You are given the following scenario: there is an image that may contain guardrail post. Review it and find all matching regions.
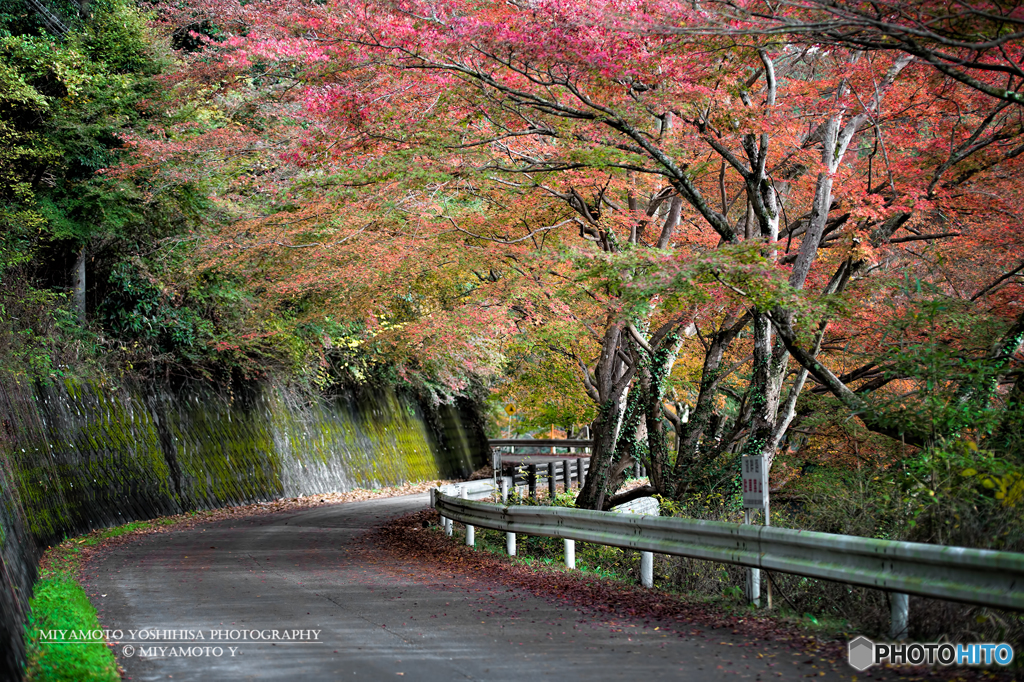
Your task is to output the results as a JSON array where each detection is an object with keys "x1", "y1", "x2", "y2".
[
  {"x1": 506, "y1": 531, "x2": 516, "y2": 556},
  {"x1": 745, "y1": 565, "x2": 761, "y2": 607},
  {"x1": 641, "y1": 551, "x2": 653, "y2": 588},
  {"x1": 433, "y1": 488, "x2": 451, "y2": 535},
  {"x1": 461, "y1": 488, "x2": 475, "y2": 547},
  {"x1": 548, "y1": 462, "x2": 557, "y2": 498},
  {"x1": 890, "y1": 593, "x2": 909, "y2": 640},
  {"x1": 743, "y1": 509, "x2": 761, "y2": 606},
  {"x1": 500, "y1": 476, "x2": 509, "y2": 503},
  {"x1": 562, "y1": 459, "x2": 571, "y2": 491},
  {"x1": 564, "y1": 539, "x2": 575, "y2": 569},
  {"x1": 528, "y1": 464, "x2": 538, "y2": 500}
]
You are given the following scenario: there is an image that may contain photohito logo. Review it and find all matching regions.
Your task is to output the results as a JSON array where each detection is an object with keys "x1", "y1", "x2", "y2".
[{"x1": 848, "y1": 637, "x2": 1015, "y2": 671}]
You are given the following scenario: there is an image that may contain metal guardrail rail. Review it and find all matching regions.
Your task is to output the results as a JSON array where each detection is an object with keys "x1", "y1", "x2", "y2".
[
  {"x1": 431, "y1": 491, "x2": 1024, "y2": 611},
  {"x1": 489, "y1": 438, "x2": 596, "y2": 499},
  {"x1": 488, "y1": 439, "x2": 593, "y2": 449},
  {"x1": 437, "y1": 479, "x2": 501, "y2": 500}
]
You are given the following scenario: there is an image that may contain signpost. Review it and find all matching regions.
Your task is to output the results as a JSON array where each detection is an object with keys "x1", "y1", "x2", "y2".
[
  {"x1": 741, "y1": 455, "x2": 769, "y2": 607},
  {"x1": 741, "y1": 455, "x2": 768, "y2": 510},
  {"x1": 504, "y1": 404, "x2": 516, "y2": 440}
]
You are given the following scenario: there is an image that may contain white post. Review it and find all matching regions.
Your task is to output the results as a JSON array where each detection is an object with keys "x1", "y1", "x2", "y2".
[
  {"x1": 890, "y1": 593, "x2": 909, "y2": 640},
  {"x1": 444, "y1": 516, "x2": 452, "y2": 536},
  {"x1": 741, "y1": 456, "x2": 767, "y2": 608},
  {"x1": 460, "y1": 488, "x2": 474, "y2": 547},
  {"x1": 746, "y1": 566, "x2": 761, "y2": 606},
  {"x1": 564, "y1": 539, "x2": 575, "y2": 569},
  {"x1": 506, "y1": 532, "x2": 516, "y2": 556},
  {"x1": 640, "y1": 551, "x2": 654, "y2": 588},
  {"x1": 744, "y1": 508, "x2": 761, "y2": 606},
  {"x1": 500, "y1": 476, "x2": 509, "y2": 503}
]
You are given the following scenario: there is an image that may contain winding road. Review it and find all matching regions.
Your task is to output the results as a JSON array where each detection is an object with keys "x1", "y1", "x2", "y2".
[{"x1": 86, "y1": 494, "x2": 860, "y2": 681}]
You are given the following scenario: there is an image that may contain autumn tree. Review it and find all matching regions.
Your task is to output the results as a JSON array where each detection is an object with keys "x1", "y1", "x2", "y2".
[{"x1": 143, "y1": 0, "x2": 1024, "y2": 508}]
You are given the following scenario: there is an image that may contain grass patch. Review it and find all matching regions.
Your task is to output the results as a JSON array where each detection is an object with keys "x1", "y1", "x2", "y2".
[
  {"x1": 23, "y1": 577, "x2": 119, "y2": 682},
  {"x1": 22, "y1": 518, "x2": 169, "y2": 681}
]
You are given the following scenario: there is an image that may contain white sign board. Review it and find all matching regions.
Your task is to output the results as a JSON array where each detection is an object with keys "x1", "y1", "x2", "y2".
[{"x1": 741, "y1": 455, "x2": 768, "y2": 509}]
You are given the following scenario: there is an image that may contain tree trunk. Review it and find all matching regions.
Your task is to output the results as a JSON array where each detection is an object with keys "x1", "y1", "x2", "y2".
[
  {"x1": 574, "y1": 322, "x2": 634, "y2": 510},
  {"x1": 575, "y1": 382, "x2": 630, "y2": 509},
  {"x1": 741, "y1": 312, "x2": 788, "y2": 465},
  {"x1": 669, "y1": 312, "x2": 748, "y2": 499}
]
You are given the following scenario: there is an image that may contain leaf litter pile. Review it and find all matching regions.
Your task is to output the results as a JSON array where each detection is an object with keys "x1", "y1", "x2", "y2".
[{"x1": 370, "y1": 509, "x2": 1015, "y2": 682}]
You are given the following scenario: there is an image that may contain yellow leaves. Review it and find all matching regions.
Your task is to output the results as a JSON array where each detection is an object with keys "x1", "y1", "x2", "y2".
[
  {"x1": 990, "y1": 472, "x2": 1024, "y2": 506},
  {"x1": 964, "y1": 468, "x2": 1024, "y2": 506}
]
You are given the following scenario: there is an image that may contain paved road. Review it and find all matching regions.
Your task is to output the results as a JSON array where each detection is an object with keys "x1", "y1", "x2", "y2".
[{"x1": 86, "y1": 494, "x2": 860, "y2": 681}]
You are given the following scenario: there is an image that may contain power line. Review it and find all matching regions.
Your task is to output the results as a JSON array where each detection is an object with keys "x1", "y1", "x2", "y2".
[{"x1": 24, "y1": 0, "x2": 69, "y2": 37}]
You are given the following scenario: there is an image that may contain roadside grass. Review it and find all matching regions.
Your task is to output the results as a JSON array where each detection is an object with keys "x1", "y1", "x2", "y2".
[
  {"x1": 23, "y1": 577, "x2": 120, "y2": 682},
  {"x1": 22, "y1": 518, "x2": 179, "y2": 680}
]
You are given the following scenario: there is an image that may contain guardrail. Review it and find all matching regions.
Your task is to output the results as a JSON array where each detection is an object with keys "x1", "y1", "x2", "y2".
[
  {"x1": 431, "y1": 491, "x2": 1024, "y2": 637},
  {"x1": 488, "y1": 439, "x2": 593, "y2": 449},
  {"x1": 489, "y1": 438, "x2": 606, "y2": 498},
  {"x1": 437, "y1": 479, "x2": 501, "y2": 500}
]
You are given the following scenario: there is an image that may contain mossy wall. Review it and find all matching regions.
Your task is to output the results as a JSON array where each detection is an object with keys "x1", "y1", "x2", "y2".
[{"x1": 0, "y1": 377, "x2": 485, "y2": 680}]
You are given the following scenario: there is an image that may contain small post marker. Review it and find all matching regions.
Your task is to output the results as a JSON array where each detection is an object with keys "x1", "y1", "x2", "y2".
[
  {"x1": 741, "y1": 455, "x2": 769, "y2": 606},
  {"x1": 461, "y1": 487, "x2": 474, "y2": 548},
  {"x1": 890, "y1": 593, "x2": 909, "y2": 640},
  {"x1": 641, "y1": 551, "x2": 654, "y2": 588}
]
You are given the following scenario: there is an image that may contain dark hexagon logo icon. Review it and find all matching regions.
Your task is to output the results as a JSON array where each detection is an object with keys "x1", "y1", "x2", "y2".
[{"x1": 848, "y1": 636, "x2": 875, "y2": 671}]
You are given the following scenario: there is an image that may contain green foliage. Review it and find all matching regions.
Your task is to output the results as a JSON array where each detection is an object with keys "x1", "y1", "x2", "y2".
[
  {"x1": 0, "y1": 0, "x2": 317, "y2": 383},
  {"x1": 0, "y1": 270, "x2": 93, "y2": 381},
  {"x1": 100, "y1": 260, "x2": 214, "y2": 358},
  {"x1": 853, "y1": 285, "x2": 1014, "y2": 441},
  {"x1": 295, "y1": 314, "x2": 407, "y2": 389},
  {"x1": 0, "y1": 2, "x2": 170, "y2": 379},
  {"x1": 23, "y1": 578, "x2": 119, "y2": 682},
  {"x1": 491, "y1": 331, "x2": 596, "y2": 432},
  {"x1": 899, "y1": 439, "x2": 1024, "y2": 549},
  {"x1": 80, "y1": 0, "x2": 155, "y2": 75}
]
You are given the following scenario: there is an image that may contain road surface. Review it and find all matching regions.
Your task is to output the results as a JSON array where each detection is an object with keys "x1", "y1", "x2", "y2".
[{"x1": 86, "y1": 494, "x2": 861, "y2": 681}]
